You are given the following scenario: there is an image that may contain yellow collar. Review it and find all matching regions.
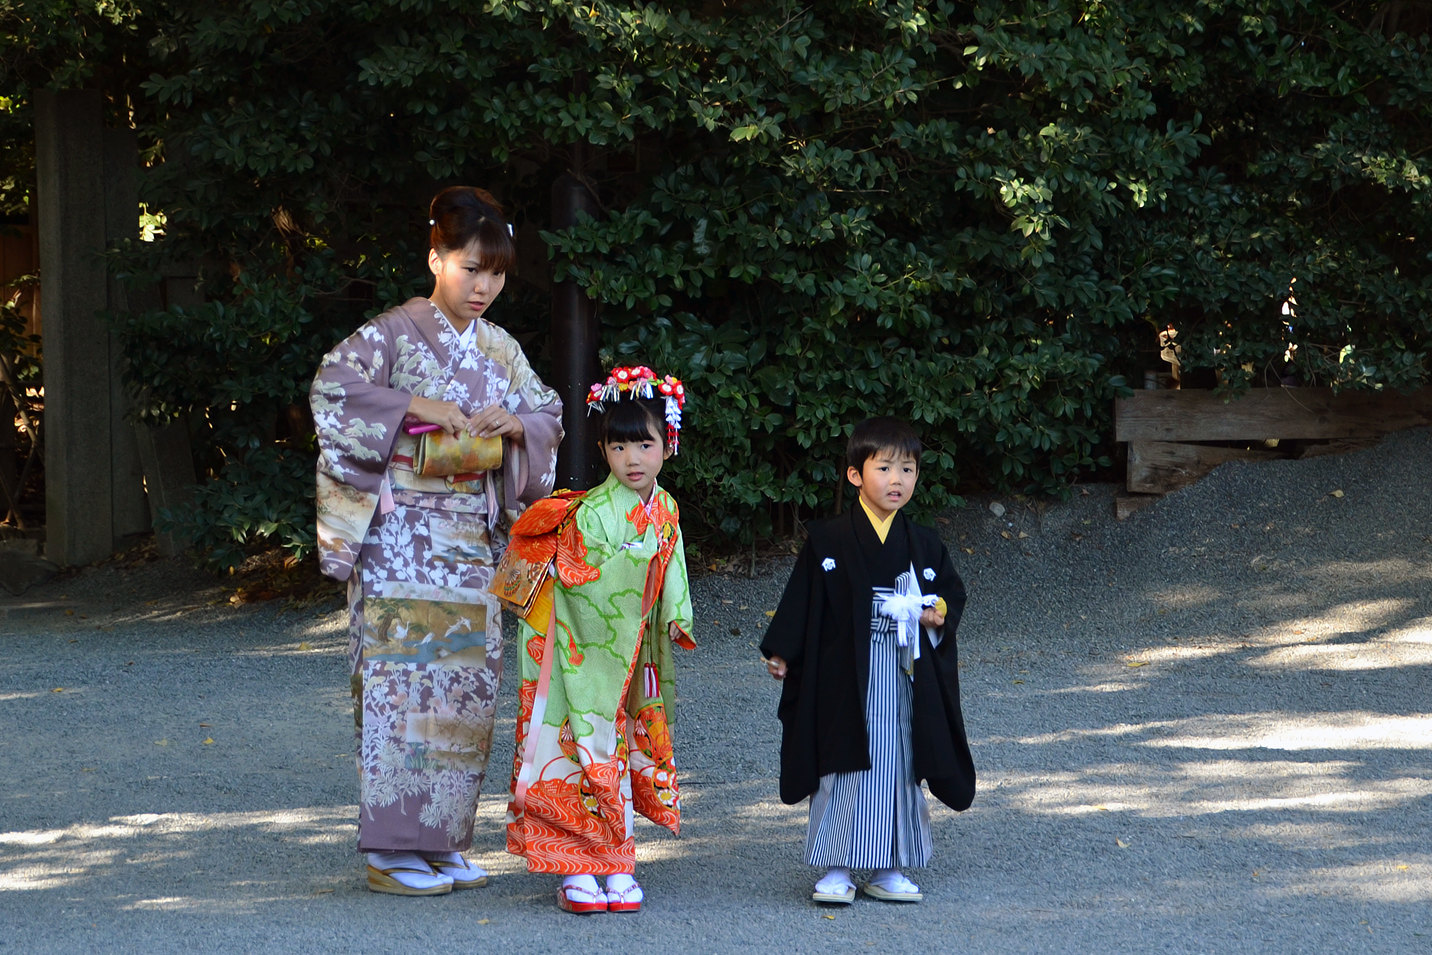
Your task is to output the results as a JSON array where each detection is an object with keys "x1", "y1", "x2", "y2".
[{"x1": 858, "y1": 497, "x2": 895, "y2": 544}]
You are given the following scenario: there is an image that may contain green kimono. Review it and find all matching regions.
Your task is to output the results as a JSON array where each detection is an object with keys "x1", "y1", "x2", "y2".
[{"x1": 505, "y1": 474, "x2": 694, "y2": 874}]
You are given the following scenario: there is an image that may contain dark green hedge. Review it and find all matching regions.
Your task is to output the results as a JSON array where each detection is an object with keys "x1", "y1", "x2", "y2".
[{"x1": 5, "y1": 1, "x2": 1430, "y2": 565}]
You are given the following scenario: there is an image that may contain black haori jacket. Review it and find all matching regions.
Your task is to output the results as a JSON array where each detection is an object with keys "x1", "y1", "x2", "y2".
[{"x1": 760, "y1": 508, "x2": 976, "y2": 811}]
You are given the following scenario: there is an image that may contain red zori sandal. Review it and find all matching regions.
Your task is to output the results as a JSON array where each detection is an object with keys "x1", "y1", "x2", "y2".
[
  {"x1": 556, "y1": 876, "x2": 608, "y2": 914},
  {"x1": 604, "y1": 874, "x2": 643, "y2": 913}
]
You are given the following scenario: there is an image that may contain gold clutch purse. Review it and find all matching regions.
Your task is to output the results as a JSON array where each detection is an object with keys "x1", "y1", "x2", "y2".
[
  {"x1": 409, "y1": 425, "x2": 503, "y2": 478},
  {"x1": 487, "y1": 545, "x2": 552, "y2": 619}
]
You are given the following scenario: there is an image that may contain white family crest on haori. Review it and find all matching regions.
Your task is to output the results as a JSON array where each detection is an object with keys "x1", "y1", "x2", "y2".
[
  {"x1": 821, "y1": 557, "x2": 837, "y2": 572},
  {"x1": 922, "y1": 567, "x2": 936, "y2": 581}
]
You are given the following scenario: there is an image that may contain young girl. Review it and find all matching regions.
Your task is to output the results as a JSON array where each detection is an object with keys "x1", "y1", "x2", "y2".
[
  {"x1": 505, "y1": 366, "x2": 694, "y2": 914},
  {"x1": 311, "y1": 186, "x2": 562, "y2": 895}
]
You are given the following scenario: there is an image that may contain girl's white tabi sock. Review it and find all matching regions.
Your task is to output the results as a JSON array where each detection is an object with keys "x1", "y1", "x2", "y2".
[
  {"x1": 605, "y1": 872, "x2": 641, "y2": 896},
  {"x1": 561, "y1": 873, "x2": 606, "y2": 901}
]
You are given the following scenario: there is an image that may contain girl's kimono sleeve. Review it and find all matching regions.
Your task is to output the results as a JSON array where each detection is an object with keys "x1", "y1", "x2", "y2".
[
  {"x1": 658, "y1": 526, "x2": 695, "y2": 650},
  {"x1": 640, "y1": 522, "x2": 695, "y2": 726},
  {"x1": 309, "y1": 321, "x2": 412, "y2": 581}
]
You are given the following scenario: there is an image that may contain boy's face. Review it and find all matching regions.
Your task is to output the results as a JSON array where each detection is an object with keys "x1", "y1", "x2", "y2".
[
  {"x1": 601, "y1": 434, "x2": 671, "y2": 502},
  {"x1": 847, "y1": 449, "x2": 919, "y2": 523}
]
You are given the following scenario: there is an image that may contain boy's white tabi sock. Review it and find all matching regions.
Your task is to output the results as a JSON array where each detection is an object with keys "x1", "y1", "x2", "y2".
[
  {"x1": 814, "y1": 867, "x2": 855, "y2": 892},
  {"x1": 870, "y1": 868, "x2": 921, "y2": 893}
]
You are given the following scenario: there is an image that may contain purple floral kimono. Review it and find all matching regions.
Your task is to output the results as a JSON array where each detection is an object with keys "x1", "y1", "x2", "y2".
[{"x1": 311, "y1": 297, "x2": 562, "y2": 853}]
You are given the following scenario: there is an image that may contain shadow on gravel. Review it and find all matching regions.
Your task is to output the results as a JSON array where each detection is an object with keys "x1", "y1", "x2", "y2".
[{"x1": 3, "y1": 429, "x2": 1431, "y2": 952}]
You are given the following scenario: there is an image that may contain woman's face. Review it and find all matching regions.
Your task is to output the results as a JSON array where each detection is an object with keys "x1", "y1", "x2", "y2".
[{"x1": 428, "y1": 240, "x2": 506, "y2": 328}]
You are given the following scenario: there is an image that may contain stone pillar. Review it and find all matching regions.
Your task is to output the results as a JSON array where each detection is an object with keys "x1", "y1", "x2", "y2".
[{"x1": 34, "y1": 89, "x2": 115, "y2": 566}]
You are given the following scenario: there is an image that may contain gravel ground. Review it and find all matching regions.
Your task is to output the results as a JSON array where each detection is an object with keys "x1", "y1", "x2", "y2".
[{"x1": 2, "y1": 428, "x2": 1430, "y2": 953}]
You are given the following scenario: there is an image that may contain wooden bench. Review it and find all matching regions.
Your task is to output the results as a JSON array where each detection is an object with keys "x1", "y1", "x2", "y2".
[{"x1": 1113, "y1": 387, "x2": 1432, "y2": 516}]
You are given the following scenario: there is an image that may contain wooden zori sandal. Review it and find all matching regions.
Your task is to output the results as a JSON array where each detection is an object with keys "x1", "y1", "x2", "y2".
[
  {"x1": 862, "y1": 870, "x2": 923, "y2": 903},
  {"x1": 812, "y1": 867, "x2": 856, "y2": 905},
  {"x1": 424, "y1": 852, "x2": 489, "y2": 889},
  {"x1": 365, "y1": 851, "x2": 453, "y2": 896}
]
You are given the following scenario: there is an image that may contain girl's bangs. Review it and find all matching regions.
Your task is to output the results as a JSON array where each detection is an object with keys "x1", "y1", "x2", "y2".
[{"x1": 599, "y1": 400, "x2": 665, "y2": 446}]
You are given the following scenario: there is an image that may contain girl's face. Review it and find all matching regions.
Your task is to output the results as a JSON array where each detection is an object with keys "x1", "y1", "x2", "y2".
[
  {"x1": 428, "y1": 240, "x2": 506, "y2": 329},
  {"x1": 601, "y1": 430, "x2": 670, "y2": 502}
]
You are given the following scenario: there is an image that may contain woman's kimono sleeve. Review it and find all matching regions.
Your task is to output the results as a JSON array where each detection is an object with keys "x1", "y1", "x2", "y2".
[
  {"x1": 485, "y1": 327, "x2": 562, "y2": 519},
  {"x1": 310, "y1": 321, "x2": 411, "y2": 581}
]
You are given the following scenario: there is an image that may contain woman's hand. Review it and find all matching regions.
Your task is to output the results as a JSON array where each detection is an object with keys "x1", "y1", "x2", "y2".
[
  {"x1": 471, "y1": 403, "x2": 525, "y2": 444},
  {"x1": 764, "y1": 655, "x2": 788, "y2": 681},
  {"x1": 407, "y1": 395, "x2": 471, "y2": 437}
]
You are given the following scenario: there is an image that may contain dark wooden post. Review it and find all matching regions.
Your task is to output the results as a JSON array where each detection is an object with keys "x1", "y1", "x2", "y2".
[
  {"x1": 551, "y1": 173, "x2": 601, "y2": 490},
  {"x1": 103, "y1": 127, "x2": 151, "y2": 542},
  {"x1": 34, "y1": 90, "x2": 114, "y2": 566}
]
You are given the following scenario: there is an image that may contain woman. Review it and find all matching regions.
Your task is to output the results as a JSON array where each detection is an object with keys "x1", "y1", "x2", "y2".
[{"x1": 311, "y1": 186, "x2": 562, "y2": 895}]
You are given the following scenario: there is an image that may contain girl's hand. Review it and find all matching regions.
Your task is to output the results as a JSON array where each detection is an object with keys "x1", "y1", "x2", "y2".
[
  {"x1": 407, "y1": 396, "x2": 471, "y2": 437},
  {"x1": 919, "y1": 606, "x2": 945, "y2": 628},
  {"x1": 764, "y1": 655, "x2": 788, "y2": 681},
  {"x1": 471, "y1": 403, "x2": 525, "y2": 444}
]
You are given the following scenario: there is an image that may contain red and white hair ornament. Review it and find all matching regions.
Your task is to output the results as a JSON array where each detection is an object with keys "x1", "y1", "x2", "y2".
[{"x1": 586, "y1": 365, "x2": 687, "y2": 454}]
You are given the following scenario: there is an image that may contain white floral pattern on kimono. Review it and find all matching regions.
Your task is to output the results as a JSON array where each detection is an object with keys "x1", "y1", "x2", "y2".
[{"x1": 311, "y1": 297, "x2": 562, "y2": 851}]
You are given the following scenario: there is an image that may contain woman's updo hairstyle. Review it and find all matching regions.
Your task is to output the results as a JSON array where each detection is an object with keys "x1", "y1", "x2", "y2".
[{"x1": 428, "y1": 186, "x2": 516, "y2": 273}]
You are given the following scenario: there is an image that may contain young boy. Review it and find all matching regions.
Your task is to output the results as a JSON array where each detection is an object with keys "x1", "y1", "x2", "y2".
[{"x1": 761, "y1": 416, "x2": 975, "y2": 905}]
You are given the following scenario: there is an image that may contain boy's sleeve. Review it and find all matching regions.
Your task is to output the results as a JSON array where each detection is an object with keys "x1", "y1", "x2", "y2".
[
  {"x1": 926, "y1": 541, "x2": 967, "y2": 649},
  {"x1": 761, "y1": 534, "x2": 831, "y2": 805},
  {"x1": 760, "y1": 537, "x2": 818, "y2": 666}
]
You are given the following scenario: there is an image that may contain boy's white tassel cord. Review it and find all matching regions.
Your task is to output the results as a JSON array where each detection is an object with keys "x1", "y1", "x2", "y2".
[{"x1": 877, "y1": 592, "x2": 938, "y2": 653}]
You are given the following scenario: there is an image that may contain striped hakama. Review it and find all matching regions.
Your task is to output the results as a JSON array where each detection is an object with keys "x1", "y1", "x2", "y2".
[{"x1": 804, "y1": 585, "x2": 933, "y2": 869}]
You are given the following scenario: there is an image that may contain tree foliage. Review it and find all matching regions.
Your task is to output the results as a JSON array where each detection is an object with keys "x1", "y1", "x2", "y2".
[{"x1": 4, "y1": 1, "x2": 1431, "y2": 563}]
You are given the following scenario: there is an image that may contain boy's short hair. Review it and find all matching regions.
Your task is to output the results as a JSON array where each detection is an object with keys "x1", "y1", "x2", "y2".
[
  {"x1": 595, "y1": 398, "x2": 667, "y2": 448},
  {"x1": 847, "y1": 416, "x2": 923, "y2": 471}
]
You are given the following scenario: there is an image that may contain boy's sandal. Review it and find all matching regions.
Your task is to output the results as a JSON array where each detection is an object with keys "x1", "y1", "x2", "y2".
[
  {"x1": 811, "y1": 871, "x2": 856, "y2": 905},
  {"x1": 366, "y1": 852, "x2": 453, "y2": 896},
  {"x1": 424, "y1": 852, "x2": 489, "y2": 889},
  {"x1": 556, "y1": 881, "x2": 608, "y2": 915},
  {"x1": 604, "y1": 876, "x2": 643, "y2": 913},
  {"x1": 861, "y1": 872, "x2": 923, "y2": 903}
]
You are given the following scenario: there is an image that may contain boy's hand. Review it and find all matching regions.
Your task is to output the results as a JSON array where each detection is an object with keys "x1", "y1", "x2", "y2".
[
  {"x1": 763, "y1": 655, "x2": 787, "y2": 681},
  {"x1": 919, "y1": 606, "x2": 945, "y2": 628}
]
